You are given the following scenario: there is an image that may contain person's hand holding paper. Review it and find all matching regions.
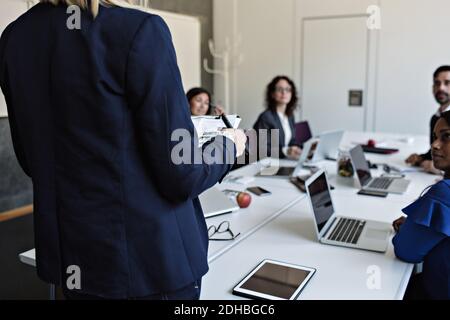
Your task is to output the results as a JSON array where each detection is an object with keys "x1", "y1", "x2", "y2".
[
  {"x1": 191, "y1": 114, "x2": 242, "y2": 147},
  {"x1": 221, "y1": 128, "x2": 247, "y2": 157}
]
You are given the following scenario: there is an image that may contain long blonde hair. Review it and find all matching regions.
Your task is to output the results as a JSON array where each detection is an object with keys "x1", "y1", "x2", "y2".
[{"x1": 39, "y1": 0, "x2": 139, "y2": 18}]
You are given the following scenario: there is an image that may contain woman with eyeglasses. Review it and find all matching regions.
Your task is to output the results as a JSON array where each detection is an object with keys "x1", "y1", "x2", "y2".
[
  {"x1": 392, "y1": 110, "x2": 450, "y2": 300},
  {"x1": 253, "y1": 76, "x2": 302, "y2": 160}
]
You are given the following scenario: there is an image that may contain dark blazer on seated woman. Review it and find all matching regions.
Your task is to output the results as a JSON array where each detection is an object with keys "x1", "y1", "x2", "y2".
[
  {"x1": 0, "y1": 2, "x2": 236, "y2": 299},
  {"x1": 393, "y1": 179, "x2": 450, "y2": 299},
  {"x1": 253, "y1": 109, "x2": 297, "y2": 159}
]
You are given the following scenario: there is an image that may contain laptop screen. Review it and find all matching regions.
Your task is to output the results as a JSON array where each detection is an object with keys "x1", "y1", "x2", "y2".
[
  {"x1": 317, "y1": 130, "x2": 344, "y2": 160},
  {"x1": 307, "y1": 172, "x2": 334, "y2": 233},
  {"x1": 350, "y1": 145, "x2": 372, "y2": 186}
]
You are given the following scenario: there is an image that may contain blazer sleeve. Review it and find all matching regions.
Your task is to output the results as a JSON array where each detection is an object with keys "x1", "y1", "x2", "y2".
[
  {"x1": 0, "y1": 24, "x2": 31, "y2": 177},
  {"x1": 126, "y1": 15, "x2": 236, "y2": 203},
  {"x1": 393, "y1": 183, "x2": 450, "y2": 263},
  {"x1": 392, "y1": 218, "x2": 446, "y2": 263}
]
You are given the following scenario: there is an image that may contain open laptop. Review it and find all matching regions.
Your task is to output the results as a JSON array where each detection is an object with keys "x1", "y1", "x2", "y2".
[
  {"x1": 349, "y1": 145, "x2": 410, "y2": 194},
  {"x1": 257, "y1": 130, "x2": 343, "y2": 178},
  {"x1": 312, "y1": 130, "x2": 344, "y2": 162},
  {"x1": 305, "y1": 169, "x2": 391, "y2": 252},
  {"x1": 199, "y1": 187, "x2": 240, "y2": 218},
  {"x1": 257, "y1": 138, "x2": 319, "y2": 177}
]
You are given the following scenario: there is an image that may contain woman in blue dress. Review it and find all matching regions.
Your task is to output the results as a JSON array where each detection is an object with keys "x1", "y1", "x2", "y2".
[{"x1": 392, "y1": 110, "x2": 450, "y2": 300}]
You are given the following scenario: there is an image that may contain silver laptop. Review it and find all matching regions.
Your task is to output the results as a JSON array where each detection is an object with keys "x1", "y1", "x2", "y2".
[
  {"x1": 312, "y1": 130, "x2": 344, "y2": 162},
  {"x1": 290, "y1": 138, "x2": 320, "y2": 175},
  {"x1": 257, "y1": 131, "x2": 343, "y2": 178},
  {"x1": 349, "y1": 145, "x2": 410, "y2": 194},
  {"x1": 257, "y1": 138, "x2": 328, "y2": 178},
  {"x1": 305, "y1": 169, "x2": 391, "y2": 252},
  {"x1": 256, "y1": 138, "x2": 319, "y2": 178},
  {"x1": 292, "y1": 131, "x2": 341, "y2": 172},
  {"x1": 199, "y1": 187, "x2": 240, "y2": 218}
]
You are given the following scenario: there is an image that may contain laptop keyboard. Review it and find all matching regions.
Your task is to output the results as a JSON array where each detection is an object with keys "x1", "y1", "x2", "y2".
[
  {"x1": 327, "y1": 218, "x2": 366, "y2": 244},
  {"x1": 368, "y1": 177, "x2": 394, "y2": 190}
]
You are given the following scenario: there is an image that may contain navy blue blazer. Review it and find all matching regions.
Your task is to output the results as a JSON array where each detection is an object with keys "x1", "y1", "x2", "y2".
[
  {"x1": 0, "y1": 3, "x2": 235, "y2": 298},
  {"x1": 253, "y1": 109, "x2": 297, "y2": 159}
]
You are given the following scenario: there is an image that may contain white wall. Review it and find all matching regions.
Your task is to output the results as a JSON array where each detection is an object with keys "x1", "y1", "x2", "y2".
[
  {"x1": 0, "y1": 0, "x2": 30, "y2": 117},
  {"x1": 213, "y1": 0, "x2": 450, "y2": 135},
  {"x1": 213, "y1": 0, "x2": 296, "y2": 129},
  {"x1": 375, "y1": 0, "x2": 450, "y2": 134}
]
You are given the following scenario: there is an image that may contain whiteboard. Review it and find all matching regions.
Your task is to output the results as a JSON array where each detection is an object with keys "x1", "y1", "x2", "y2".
[{"x1": 0, "y1": 4, "x2": 202, "y2": 117}]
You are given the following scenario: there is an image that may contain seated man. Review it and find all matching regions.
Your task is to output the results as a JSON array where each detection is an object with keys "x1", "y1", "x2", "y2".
[{"x1": 406, "y1": 66, "x2": 450, "y2": 175}]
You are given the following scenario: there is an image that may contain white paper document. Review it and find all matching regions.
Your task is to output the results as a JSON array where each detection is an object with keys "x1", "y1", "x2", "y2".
[{"x1": 191, "y1": 115, "x2": 241, "y2": 146}]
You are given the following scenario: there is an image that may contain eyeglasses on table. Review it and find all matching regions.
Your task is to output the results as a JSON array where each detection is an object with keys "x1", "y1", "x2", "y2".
[{"x1": 208, "y1": 221, "x2": 241, "y2": 241}]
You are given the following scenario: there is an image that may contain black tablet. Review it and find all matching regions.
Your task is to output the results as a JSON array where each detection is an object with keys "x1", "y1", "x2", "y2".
[{"x1": 232, "y1": 260, "x2": 316, "y2": 300}]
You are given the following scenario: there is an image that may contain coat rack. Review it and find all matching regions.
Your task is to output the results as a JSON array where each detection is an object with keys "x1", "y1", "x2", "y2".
[
  {"x1": 138, "y1": 0, "x2": 150, "y2": 7},
  {"x1": 203, "y1": 37, "x2": 243, "y2": 114}
]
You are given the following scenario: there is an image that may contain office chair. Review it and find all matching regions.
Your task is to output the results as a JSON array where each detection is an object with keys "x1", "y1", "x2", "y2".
[{"x1": 295, "y1": 121, "x2": 313, "y2": 145}]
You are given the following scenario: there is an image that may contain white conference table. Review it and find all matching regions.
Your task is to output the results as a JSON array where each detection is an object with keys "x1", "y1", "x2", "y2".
[
  {"x1": 19, "y1": 131, "x2": 437, "y2": 299},
  {"x1": 201, "y1": 193, "x2": 414, "y2": 300},
  {"x1": 200, "y1": 131, "x2": 438, "y2": 300}
]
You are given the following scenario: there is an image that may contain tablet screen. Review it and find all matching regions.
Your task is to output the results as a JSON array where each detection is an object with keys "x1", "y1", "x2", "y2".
[{"x1": 233, "y1": 260, "x2": 316, "y2": 300}]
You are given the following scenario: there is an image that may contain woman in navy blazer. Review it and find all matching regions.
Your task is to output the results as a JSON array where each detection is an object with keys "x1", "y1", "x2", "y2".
[
  {"x1": 0, "y1": 1, "x2": 245, "y2": 299},
  {"x1": 253, "y1": 76, "x2": 301, "y2": 159},
  {"x1": 392, "y1": 111, "x2": 450, "y2": 300}
]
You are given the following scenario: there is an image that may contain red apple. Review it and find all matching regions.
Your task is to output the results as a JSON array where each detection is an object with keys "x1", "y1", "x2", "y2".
[
  {"x1": 367, "y1": 139, "x2": 376, "y2": 147},
  {"x1": 236, "y1": 192, "x2": 252, "y2": 208}
]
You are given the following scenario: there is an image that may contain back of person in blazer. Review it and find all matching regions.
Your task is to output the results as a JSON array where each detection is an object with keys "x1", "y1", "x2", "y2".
[
  {"x1": 253, "y1": 76, "x2": 302, "y2": 160},
  {"x1": 0, "y1": 0, "x2": 246, "y2": 299}
]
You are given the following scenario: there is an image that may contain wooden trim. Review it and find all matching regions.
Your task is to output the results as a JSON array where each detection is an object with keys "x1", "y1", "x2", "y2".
[{"x1": 0, "y1": 205, "x2": 33, "y2": 223}]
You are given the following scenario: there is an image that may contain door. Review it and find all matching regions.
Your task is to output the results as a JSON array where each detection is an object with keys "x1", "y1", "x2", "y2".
[{"x1": 301, "y1": 16, "x2": 369, "y2": 134}]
